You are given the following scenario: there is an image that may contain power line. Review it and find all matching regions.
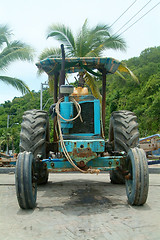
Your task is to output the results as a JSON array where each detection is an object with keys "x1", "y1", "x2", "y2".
[
  {"x1": 110, "y1": 0, "x2": 138, "y2": 28},
  {"x1": 113, "y1": 0, "x2": 152, "y2": 36},
  {"x1": 118, "y1": 1, "x2": 160, "y2": 36}
]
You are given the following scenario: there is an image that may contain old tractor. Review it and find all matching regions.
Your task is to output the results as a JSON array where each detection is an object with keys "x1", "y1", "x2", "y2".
[{"x1": 15, "y1": 45, "x2": 149, "y2": 209}]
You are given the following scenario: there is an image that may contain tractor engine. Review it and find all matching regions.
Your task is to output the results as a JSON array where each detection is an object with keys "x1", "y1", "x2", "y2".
[{"x1": 58, "y1": 85, "x2": 105, "y2": 168}]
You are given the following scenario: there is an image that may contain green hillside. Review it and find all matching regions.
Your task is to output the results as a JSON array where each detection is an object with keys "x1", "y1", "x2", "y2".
[
  {"x1": 0, "y1": 46, "x2": 160, "y2": 153},
  {"x1": 104, "y1": 46, "x2": 160, "y2": 136}
]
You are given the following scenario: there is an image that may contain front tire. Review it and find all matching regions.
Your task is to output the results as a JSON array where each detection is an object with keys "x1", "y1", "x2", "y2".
[
  {"x1": 15, "y1": 152, "x2": 37, "y2": 209},
  {"x1": 109, "y1": 110, "x2": 139, "y2": 184},
  {"x1": 125, "y1": 147, "x2": 149, "y2": 206}
]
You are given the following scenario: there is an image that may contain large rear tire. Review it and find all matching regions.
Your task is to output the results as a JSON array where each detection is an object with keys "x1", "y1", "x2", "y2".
[
  {"x1": 15, "y1": 152, "x2": 37, "y2": 209},
  {"x1": 109, "y1": 110, "x2": 139, "y2": 184},
  {"x1": 125, "y1": 147, "x2": 149, "y2": 205},
  {"x1": 20, "y1": 109, "x2": 49, "y2": 184}
]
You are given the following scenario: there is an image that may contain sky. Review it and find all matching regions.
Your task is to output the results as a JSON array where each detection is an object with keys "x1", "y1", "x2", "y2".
[{"x1": 0, "y1": 0, "x2": 160, "y2": 104}]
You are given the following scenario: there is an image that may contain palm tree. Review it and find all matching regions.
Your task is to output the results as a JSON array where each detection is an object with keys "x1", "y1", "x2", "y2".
[
  {"x1": 46, "y1": 19, "x2": 126, "y2": 57},
  {"x1": 0, "y1": 25, "x2": 34, "y2": 94},
  {"x1": 0, "y1": 135, "x2": 5, "y2": 152},
  {"x1": 38, "y1": 20, "x2": 137, "y2": 101},
  {"x1": 38, "y1": 20, "x2": 127, "y2": 96}
]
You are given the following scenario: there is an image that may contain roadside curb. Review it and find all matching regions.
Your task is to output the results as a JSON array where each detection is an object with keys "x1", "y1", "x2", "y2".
[
  {"x1": 0, "y1": 168, "x2": 15, "y2": 174},
  {"x1": 0, "y1": 167, "x2": 160, "y2": 174},
  {"x1": 149, "y1": 168, "x2": 160, "y2": 174}
]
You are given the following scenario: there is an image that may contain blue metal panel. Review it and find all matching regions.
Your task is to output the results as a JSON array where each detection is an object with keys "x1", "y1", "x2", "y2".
[
  {"x1": 42, "y1": 155, "x2": 122, "y2": 172},
  {"x1": 87, "y1": 156, "x2": 121, "y2": 168},
  {"x1": 67, "y1": 133, "x2": 95, "y2": 137},
  {"x1": 44, "y1": 158, "x2": 73, "y2": 169},
  {"x1": 59, "y1": 139, "x2": 105, "y2": 153},
  {"x1": 94, "y1": 99, "x2": 101, "y2": 135},
  {"x1": 148, "y1": 160, "x2": 160, "y2": 165},
  {"x1": 60, "y1": 99, "x2": 73, "y2": 131}
]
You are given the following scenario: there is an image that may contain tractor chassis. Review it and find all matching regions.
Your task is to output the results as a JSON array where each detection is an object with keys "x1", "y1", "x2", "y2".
[{"x1": 40, "y1": 153, "x2": 125, "y2": 173}]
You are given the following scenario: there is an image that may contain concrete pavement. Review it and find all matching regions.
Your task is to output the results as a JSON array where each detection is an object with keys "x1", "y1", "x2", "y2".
[{"x1": 0, "y1": 172, "x2": 160, "y2": 240}]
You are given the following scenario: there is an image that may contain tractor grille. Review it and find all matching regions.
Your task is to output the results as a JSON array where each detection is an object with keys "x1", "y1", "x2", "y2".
[{"x1": 69, "y1": 102, "x2": 94, "y2": 134}]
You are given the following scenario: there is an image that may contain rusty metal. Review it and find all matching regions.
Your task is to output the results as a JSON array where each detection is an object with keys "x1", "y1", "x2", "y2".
[
  {"x1": 43, "y1": 162, "x2": 47, "y2": 167},
  {"x1": 48, "y1": 168, "x2": 77, "y2": 173},
  {"x1": 140, "y1": 135, "x2": 160, "y2": 153},
  {"x1": 77, "y1": 160, "x2": 85, "y2": 168},
  {"x1": 51, "y1": 163, "x2": 54, "y2": 168},
  {"x1": 0, "y1": 152, "x2": 11, "y2": 159},
  {"x1": 125, "y1": 173, "x2": 132, "y2": 180},
  {"x1": 72, "y1": 147, "x2": 97, "y2": 163},
  {"x1": 0, "y1": 158, "x2": 16, "y2": 167}
]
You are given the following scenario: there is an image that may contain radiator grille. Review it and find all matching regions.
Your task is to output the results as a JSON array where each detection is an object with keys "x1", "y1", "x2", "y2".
[{"x1": 69, "y1": 102, "x2": 94, "y2": 134}]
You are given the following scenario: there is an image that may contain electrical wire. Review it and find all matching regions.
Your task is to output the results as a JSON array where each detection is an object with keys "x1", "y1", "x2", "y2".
[
  {"x1": 113, "y1": 0, "x2": 152, "y2": 36},
  {"x1": 110, "y1": 0, "x2": 138, "y2": 28},
  {"x1": 118, "y1": 1, "x2": 160, "y2": 36}
]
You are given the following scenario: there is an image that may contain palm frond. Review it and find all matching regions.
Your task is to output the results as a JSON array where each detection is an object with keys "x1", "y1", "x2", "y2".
[
  {"x1": 76, "y1": 19, "x2": 90, "y2": 56},
  {"x1": 85, "y1": 43, "x2": 105, "y2": 57},
  {"x1": 47, "y1": 24, "x2": 75, "y2": 56},
  {"x1": 75, "y1": 21, "x2": 126, "y2": 57},
  {"x1": 103, "y1": 35, "x2": 126, "y2": 51},
  {"x1": 0, "y1": 35, "x2": 9, "y2": 48},
  {"x1": 39, "y1": 47, "x2": 62, "y2": 61},
  {"x1": 115, "y1": 70, "x2": 126, "y2": 80},
  {"x1": 37, "y1": 47, "x2": 62, "y2": 75},
  {"x1": 0, "y1": 41, "x2": 34, "y2": 71},
  {"x1": 90, "y1": 24, "x2": 110, "y2": 36},
  {"x1": 84, "y1": 72, "x2": 102, "y2": 103},
  {"x1": 0, "y1": 75, "x2": 32, "y2": 95},
  {"x1": 0, "y1": 25, "x2": 12, "y2": 47},
  {"x1": 88, "y1": 24, "x2": 111, "y2": 49},
  {"x1": 117, "y1": 62, "x2": 139, "y2": 82}
]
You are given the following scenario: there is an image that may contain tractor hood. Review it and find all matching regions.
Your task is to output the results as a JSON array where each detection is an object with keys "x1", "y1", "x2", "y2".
[{"x1": 36, "y1": 57, "x2": 121, "y2": 76}]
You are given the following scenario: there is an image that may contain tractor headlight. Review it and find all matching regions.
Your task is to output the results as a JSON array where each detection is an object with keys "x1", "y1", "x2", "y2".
[{"x1": 60, "y1": 85, "x2": 74, "y2": 95}]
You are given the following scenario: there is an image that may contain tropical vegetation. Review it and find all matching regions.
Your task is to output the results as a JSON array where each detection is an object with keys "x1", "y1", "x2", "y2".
[{"x1": 0, "y1": 24, "x2": 34, "y2": 94}]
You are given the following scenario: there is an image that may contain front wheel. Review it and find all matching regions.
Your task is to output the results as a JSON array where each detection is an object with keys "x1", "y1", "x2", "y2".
[
  {"x1": 15, "y1": 152, "x2": 37, "y2": 209},
  {"x1": 125, "y1": 147, "x2": 149, "y2": 206}
]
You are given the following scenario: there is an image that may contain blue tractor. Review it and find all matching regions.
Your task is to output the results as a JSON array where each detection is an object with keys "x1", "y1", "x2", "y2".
[{"x1": 15, "y1": 45, "x2": 149, "y2": 209}]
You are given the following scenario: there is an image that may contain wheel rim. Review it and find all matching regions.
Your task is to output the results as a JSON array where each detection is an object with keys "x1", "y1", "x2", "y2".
[{"x1": 126, "y1": 156, "x2": 133, "y2": 195}]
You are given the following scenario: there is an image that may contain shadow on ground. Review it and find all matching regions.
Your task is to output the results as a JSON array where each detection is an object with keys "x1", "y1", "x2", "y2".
[{"x1": 37, "y1": 179, "x2": 129, "y2": 215}]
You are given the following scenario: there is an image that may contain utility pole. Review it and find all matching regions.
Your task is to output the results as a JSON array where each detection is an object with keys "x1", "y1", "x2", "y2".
[
  {"x1": 40, "y1": 82, "x2": 49, "y2": 110},
  {"x1": 6, "y1": 115, "x2": 10, "y2": 154}
]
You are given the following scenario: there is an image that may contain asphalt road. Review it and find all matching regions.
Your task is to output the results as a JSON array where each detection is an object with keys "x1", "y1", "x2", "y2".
[{"x1": 0, "y1": 172, "x2": 160, "y2": 240}]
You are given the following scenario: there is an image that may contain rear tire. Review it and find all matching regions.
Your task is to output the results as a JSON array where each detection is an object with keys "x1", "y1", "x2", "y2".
[
  {"x1": 125, "y1": 147, "x2": 149, "y2": 205},
  {"x1": 20, "y1": 109, "x2": 49, "y2": 184},
  {"x1": 15, "y1": 152, "x2": 37, "y2": 209},
  {"x1": 109, "y1": 110, "x2": 139, "y2": 184}
]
